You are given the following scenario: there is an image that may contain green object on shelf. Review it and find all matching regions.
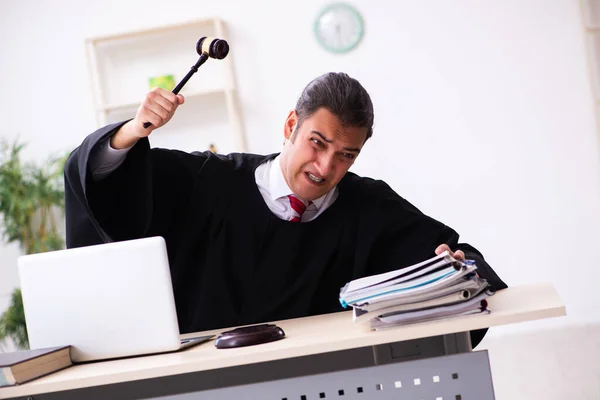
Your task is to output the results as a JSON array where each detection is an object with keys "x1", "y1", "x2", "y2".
[{"x1": 149, "y1": 75, "x2": 176, "y2": 91}]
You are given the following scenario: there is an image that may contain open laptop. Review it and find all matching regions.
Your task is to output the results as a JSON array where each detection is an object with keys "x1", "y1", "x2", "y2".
[{"x1": 18, "y1": 236, "x2": 213, "y2": 362}]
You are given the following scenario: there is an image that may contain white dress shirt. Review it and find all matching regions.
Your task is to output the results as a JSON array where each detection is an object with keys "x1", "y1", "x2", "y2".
[
  {"x1": 89, "y1": 138, "x2": 339, "y2": 222},
  {"x1": 89, "y1": 137, "x2": 131, "y2": 181},
  {"x1": 254, "y1": 155, "x2": 338, "y2": 222}
]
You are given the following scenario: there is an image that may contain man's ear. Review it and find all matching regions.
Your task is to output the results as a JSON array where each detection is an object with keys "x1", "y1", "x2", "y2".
[{"x1": 284, "y1": 110, "x2": 298, "y2": 140}]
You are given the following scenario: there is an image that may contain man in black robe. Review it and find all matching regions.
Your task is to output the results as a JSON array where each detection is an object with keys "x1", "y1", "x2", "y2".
[{"x1": 64, "y1": 72, "x2": 507, "y2": 347}]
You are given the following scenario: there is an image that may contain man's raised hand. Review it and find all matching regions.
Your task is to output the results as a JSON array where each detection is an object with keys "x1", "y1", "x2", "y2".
[{"x1": 111, "y1": 88, "x2": 185, "y2": 150}]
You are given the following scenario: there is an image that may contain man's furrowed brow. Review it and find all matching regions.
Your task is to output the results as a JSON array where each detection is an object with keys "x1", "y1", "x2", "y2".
[
  {"x1": 312, "y1": 130, "x2": 361, "y2": 153},
  {"x1": 343, "y1": 146, "x2": 361, "y2": 153},
  {"x1": 311, "y1": 131, "x2": 333, "y2": 143}
]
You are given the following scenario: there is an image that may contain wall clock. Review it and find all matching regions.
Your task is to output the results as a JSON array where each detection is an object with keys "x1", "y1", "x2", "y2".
[{"x1": 314, "y1": 3, "x2": 365, "y2": 53}]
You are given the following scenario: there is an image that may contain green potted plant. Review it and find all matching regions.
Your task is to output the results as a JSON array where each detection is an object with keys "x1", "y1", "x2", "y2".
[{"x1": 0, "y1": 139, "x2": 67, "y2": 349}]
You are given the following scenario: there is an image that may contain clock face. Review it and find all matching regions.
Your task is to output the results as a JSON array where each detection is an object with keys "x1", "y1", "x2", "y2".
[{"x1": 314, "y1": 3, "x2": 364, "y2": 53}]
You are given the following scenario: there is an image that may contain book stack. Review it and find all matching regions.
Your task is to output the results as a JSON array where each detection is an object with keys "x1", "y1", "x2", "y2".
[{"x1": 339, "y1": 251, "x2": 493, "y2": 330}]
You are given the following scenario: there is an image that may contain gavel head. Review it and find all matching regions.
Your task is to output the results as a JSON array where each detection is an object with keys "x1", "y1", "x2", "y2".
[{"x1": 196, "y1": 37, "x2": 229, "y2": 60}]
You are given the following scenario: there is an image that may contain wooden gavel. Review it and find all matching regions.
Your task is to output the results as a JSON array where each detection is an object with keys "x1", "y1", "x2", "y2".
[{"x1": 143, "y1": 37, "x2": 229, "y2": 129}]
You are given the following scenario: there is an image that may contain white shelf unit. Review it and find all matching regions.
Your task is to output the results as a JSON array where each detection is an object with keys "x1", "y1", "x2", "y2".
[
  {"x1": 582, "y1": 1, "x2": 600, "y2": 113},
  {"x1": 85, "y1": 18, "x2": 247, "y2": 154}
]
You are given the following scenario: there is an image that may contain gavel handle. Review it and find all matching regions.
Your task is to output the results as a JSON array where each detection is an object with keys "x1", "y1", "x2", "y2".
[{"x1": 143, "y1": 53, "x2": 209, "y2": 129}]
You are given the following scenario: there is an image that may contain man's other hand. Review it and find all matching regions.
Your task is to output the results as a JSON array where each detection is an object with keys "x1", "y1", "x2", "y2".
[
  {"x1": 435, "y1": 244, "x2": 465, "y2": 261},
  {"x1": 435, "y1": 244, "x2": 480, "y2": 277}
]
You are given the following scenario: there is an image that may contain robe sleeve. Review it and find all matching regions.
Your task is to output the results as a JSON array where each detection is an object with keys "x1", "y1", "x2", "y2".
[
  {"x1": 64, "y1": 120, "x2": 207, "y2": 248},
  {"x1": 358, "y1": 179, "x2": 507, "y2": 348}
]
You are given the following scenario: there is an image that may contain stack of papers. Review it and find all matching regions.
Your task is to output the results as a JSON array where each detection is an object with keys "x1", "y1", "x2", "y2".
[{"x1": 339, "y1": 251, "x2": 493, "y2": 330}]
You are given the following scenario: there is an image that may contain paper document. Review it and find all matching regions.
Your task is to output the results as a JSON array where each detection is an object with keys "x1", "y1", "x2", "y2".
[
  {"x1": 338, "y1": 251, "x2": 496, "y2": 331},
  {"x1": 369, "y1": 291, "x2": 492, "y2": 329},
  {"x1": 343, "y1": 251, "x2": 453, "y2": 294},
  {"x1": 357, "y1": 277, "x2": 488, "y2": 312}
]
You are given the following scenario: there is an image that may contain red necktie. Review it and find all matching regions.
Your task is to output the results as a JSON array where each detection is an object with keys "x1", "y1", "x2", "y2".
[{"x1": 288, "y1": 195, "x2": 310, "y2": 222}]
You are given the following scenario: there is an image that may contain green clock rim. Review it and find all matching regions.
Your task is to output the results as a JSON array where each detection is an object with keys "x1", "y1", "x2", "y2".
[{"x1": 313, "y1": 2, "x2": 365, "y2": 54}]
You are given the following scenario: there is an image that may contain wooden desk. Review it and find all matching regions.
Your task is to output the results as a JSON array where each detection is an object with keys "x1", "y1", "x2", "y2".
[{"x1": 0, "y1": 283, "x2": 565, "y2": 400}]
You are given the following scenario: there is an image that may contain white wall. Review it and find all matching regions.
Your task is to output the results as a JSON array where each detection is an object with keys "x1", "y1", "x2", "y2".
[{"x1": 1, "y1": 0, "x2": 599, "y2": 398}]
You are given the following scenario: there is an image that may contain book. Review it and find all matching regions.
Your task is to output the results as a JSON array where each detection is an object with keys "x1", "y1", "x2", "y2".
[{"x1": 0, "y1": 346, "x2": 72, "y2": 387}]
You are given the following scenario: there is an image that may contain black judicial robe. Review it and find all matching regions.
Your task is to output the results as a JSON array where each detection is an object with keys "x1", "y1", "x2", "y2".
[{"x1": 65, "y1": 121, "x2": 507, "y2": 348}]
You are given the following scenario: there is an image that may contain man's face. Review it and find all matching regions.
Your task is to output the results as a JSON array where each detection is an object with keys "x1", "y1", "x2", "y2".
[{"x1": 279, "y1": 108, "x2": 368, "y2": 201}]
